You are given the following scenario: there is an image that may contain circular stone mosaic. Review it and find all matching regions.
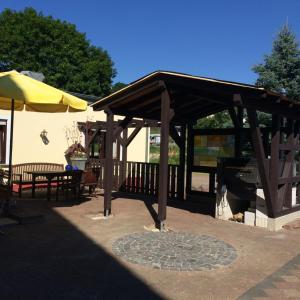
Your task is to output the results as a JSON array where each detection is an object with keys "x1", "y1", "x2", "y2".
[{"x1": 112, "y1": 232, "x2": 237, "y2": 271}]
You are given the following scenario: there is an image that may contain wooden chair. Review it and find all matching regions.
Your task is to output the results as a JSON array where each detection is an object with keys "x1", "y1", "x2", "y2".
[{"x1": 81, "y1": 168, "x2": 98, "y2": 196}]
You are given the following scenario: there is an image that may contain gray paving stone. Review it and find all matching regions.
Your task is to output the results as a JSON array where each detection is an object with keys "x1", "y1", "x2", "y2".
[{"x1": 112, "y1": 232, "x2": 237, "y2": 271}]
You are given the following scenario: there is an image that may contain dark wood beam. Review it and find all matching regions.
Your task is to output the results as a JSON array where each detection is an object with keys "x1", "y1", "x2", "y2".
[
  {"x1": 120, "y1": 128, "x2": 128, "y2": 191},
  {"x1": 127, "y1": 94, "x2": 162, "y2": 111},
  {"x1": 103, "y1": 111, "x2": 114, "y2": 216},
  {"x1": 228, "y1": 107, "x2": 241, "y2": 128},
  {"x1": 178, "y1": 123, "x2": 186, "y2": 201},
  {"x1": 113, "y1": 116, "x2": 132, "y2": 140},
  {"x1": 158, "y1": 88, "x2": 171, "y2": 231},
  {"x1": 185, "y1": 122, "x2": 193, "y2": 195},
  {"x1": 247, "y1": 108, "x2": 275, "y2": 217},
  {"x1": 169, "y1": 124, "x2": 181, "y2": 147},
  {"x1": 125, "y1": 122, "x2": 144, "y2": 147},
  {"x1": 94, "y1": 80, "x2": 164, "y2": 110}
]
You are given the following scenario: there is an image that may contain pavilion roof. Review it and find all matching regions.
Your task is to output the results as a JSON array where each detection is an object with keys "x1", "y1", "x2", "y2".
[{"x1": 92, "y1": 71, "x2": 300, "y2": 122}]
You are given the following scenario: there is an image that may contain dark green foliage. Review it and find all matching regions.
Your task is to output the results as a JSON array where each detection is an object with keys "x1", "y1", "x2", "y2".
[
  {"x1": 111, "y1": 82, "x2": 127, "y2": 93},
  {"x1": 253, "y1": 25, "x2": 300, "y2": 101},
  {"x1": 0, "y1": 8, "x2": 116, "y2": 96},
  {"x1": 195, "y1": 111, "x2": 233, "y2": 129}
]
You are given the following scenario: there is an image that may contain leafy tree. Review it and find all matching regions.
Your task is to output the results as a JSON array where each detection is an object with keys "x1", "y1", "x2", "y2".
[
  {"x1": 111, "y1": 82, "x2": 127, "y2": 93},
  {"x1": 0, "y1": 8, "x2": 116, "y2": 96},
  {"x1": 253, "y1": 24, "x2": 300, "y2": 100},
  {"x1": 195, "y1": 111, "x2": 233, "y2": 129}
]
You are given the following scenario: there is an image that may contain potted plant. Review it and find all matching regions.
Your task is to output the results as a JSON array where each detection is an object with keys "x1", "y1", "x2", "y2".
[{"x1": 65, "y1": 143, "x2": 88, "y2": 170}]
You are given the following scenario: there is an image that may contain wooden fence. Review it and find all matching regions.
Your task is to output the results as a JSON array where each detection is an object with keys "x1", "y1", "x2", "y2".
[{"x1": 87, "y1": 159, "x2": 179, "y2": 199}]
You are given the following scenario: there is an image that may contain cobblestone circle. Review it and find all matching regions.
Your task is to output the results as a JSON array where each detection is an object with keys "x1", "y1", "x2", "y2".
[{"x1": 112, "y1": 232, "x2": 237, "y2": 271}]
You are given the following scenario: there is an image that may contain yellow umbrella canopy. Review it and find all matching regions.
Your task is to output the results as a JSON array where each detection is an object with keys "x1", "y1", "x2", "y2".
[
  {"x1": 0, "y1": 70, "x2": 87, "y2": 190},
  {"x1": 0, "y1": 70, "x2": 87, "y2": 112}
]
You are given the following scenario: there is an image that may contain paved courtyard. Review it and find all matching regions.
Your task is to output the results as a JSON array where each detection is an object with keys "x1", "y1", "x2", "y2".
[
  {"x1": 112, "y1": 232, "x2": 237, "y2": 271},
  {"x1": 1, "y1": 193, "x2": 300, "y2": 299}
]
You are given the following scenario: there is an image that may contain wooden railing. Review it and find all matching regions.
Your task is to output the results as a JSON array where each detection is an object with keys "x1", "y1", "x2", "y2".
[{"x1": 87, "y1": 159, "x2": 179, "y2": 199}]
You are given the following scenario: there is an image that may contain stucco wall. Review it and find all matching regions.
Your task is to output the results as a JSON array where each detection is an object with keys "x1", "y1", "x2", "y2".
[{"x1": 0, "y1": 107, "x2": 148, "y2": 166}]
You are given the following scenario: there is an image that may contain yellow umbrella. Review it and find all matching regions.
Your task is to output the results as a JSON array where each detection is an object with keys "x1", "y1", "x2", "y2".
[{"x1": 0, "y1": 70, "x2": 87, "y2": 187}]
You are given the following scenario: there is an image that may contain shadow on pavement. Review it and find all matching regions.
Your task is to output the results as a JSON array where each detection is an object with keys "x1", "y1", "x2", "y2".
[{"x1": 0, "y1": 199, "x2": 163, "y2": 300}]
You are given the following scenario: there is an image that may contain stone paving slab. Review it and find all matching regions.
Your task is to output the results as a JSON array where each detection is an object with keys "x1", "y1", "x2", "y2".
[
  {"x1": 112, "y1": 231, "x2": 237, "y2": 271},
  {"x1": 2, "y1": 196, "x2": 300, "y2": 299},
  {"x1": 238, "y1": 253, "x2": 300, "y2": 299}
]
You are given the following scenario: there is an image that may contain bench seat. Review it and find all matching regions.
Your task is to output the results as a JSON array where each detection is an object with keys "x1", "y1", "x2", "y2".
[
  {"x1": 12, "y1": 163, "x2": 64, "y2": 197},
  {"x1": 12, "y1": 182, "x2": 60, "y2": 194}
]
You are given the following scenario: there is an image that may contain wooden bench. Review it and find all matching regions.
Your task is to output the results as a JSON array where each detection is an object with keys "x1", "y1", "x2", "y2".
[{"x1": 12, "y1": 163, "x2": 64, "y2": 197}]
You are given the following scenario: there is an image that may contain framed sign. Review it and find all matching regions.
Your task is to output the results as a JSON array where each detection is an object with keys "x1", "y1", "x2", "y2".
[{"x1": 193, "y1": 134, "x2": 235, "y2": 167}]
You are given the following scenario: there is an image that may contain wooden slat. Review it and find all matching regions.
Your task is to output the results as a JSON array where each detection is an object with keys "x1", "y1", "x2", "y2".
[
  {"x1": 154, "y1": 164, "x2": 159, "y2": 196},
  {"x1": 131, "y1": 163, "x2": 136, "y2": 193},
  {"x1": 150, "y1": 164, "x2": 155, "y2": 195},
  {"x1": 141, "y1": 163, "x2": 145, "y2": 194},
  {"x1": 127, "y1": 162, "x2": 132, "y2": 193},
  {"x1": 136, "y1": 162, "x2": 140, "y2": 193},
  {"x1": 145, "y1": 163, "x2": 150, "y2": 195}
]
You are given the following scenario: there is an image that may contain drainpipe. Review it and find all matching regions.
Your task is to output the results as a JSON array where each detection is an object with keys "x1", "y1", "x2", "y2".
[{"x1": 145, "y1": 127, "x2": 150, "y2": 162}]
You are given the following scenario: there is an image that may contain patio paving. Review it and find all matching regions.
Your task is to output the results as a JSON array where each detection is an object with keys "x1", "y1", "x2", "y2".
[
  {"x1": 1, "y1": 192, "x2": 300, "y2": 299},
  {"x1": 112, "y1": 232, "x2": 237, "y2": 271}
]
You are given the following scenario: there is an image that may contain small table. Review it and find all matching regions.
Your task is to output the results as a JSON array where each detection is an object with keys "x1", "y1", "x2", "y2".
[{"x1": 26, "y1": 170, "x2": 83, "y2": 201}]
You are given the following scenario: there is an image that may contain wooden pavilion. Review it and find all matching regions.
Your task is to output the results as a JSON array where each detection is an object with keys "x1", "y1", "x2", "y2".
[{"x1": 92, "y1": 71, "x2": 300, "y2": 230}]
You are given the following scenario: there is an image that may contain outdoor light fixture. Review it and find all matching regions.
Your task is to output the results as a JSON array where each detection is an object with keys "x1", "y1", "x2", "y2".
[{"x1": 40, "y1": 129, "x2": 49, "y2": 145}]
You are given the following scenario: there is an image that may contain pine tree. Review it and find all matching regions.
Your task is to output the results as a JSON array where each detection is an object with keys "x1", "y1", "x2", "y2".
[{"x1": 253, "y1": 25, "x2": 300, "y2": 100}]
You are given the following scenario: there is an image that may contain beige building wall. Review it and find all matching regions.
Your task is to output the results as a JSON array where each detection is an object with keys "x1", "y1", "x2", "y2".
[{"x1": 0, "y1": 107, "x2": 148, "y2": 166}]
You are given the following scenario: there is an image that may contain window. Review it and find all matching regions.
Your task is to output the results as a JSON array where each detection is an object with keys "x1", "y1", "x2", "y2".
[{"x1": 0, "y1": 120, "x2": 7, "y2": 164}]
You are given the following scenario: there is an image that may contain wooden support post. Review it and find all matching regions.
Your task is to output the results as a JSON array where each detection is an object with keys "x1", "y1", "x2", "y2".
[
  {"x1": 247, "y1": 108, "x2": 275, "y2": 217},
  {"x1": 228, "y1": 107, "x2": 242, "y2": 158},
  {"x1": 178, "y1": 123, "x2": 186, "y2": 201},
  {"x1": 8, "y1": 99, "x2": 15, "y2": 188},
  {"x1": 270, "y1": 114, "x2": 280, "y2": 213},
  {"x1": 103, "y1": 110, "x2": 114, "y2": 217},
  {"x1": 185, "y1": 122, "x2": 193, "y2": 197},
  {"x1": 120, "y1": 128, "x2": 128, "y2": 191},
  {"x1": 158, "y1": 89, "x2": 171, "y2": 231}
]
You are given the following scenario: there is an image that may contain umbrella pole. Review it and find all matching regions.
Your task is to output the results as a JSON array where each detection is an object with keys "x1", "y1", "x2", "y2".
[{"x1": 8, "y1": 98, "x2": 14, "y2": 187}]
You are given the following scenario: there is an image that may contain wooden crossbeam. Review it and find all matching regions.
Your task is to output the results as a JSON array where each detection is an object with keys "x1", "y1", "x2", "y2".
[
  {"x1": 87, "y1": 128, "x2": 101, "y2": 147},
  {"x1": 113, "y1": 116, "x2": 132, "y2": 140},
  {"x1": 279, "y1": 144, "x2": 300, "y2": 151},
  {"x1": 125, "y1": 122, "x2": 144, "y2": 147},
  {"x1": 169, "y1": 124, "x2": 181, "y2": 147},
  {"x1": 278, "y1": 176, "x2": 300, "y2": 184},
  {"x1": 104, "y1": 81, "x2": 164, "y2": 109}
]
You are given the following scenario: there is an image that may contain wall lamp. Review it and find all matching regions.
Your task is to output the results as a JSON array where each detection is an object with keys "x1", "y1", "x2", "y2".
[{"x1": 40, "y1": 129, "x2": 49, "y2": 145}]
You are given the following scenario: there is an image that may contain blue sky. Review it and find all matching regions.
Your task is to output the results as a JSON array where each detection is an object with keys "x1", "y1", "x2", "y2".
[{"x1": 0, "y1": 0, "x2": 300, "y2": 85}]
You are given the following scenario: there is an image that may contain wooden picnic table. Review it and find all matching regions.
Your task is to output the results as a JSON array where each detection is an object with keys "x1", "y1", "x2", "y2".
[{"x1": 25, "y1": 170, "x2": 83, "y2": 201}]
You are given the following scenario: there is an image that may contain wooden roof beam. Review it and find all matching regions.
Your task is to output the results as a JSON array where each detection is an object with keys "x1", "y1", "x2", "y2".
[{"x1": 93, "y1": 80, "x2": 165, "y2": 110}]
